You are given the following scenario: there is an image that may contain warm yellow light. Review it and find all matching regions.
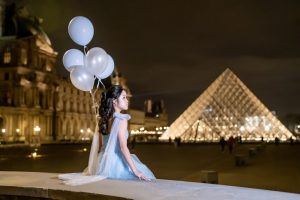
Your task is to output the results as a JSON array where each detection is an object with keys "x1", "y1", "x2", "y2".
[
  {"x1": 87, "y1": 128, "x2": 91, "y2": 133},
  {"x1": 31, "y1": 152, "x2": 37, "y2": 158},
  {"x1": 80, "y1": 129, "x2": 84, "y2": 133},
  {"x1": 240, "y1": 126, "x2": 245, "y2": 132},
  {"x1": 34, "y1": 126, "x2": 41, "y2": 132},
  {"x1": 16, "y1": 128, "x2": 20, "y2": 133},
  {"x1": 1, "y1": 129, "x2": 6, "y2": 133},
  {"x1": 83, "y1": 148, "x2": 87, "y2": 152}
]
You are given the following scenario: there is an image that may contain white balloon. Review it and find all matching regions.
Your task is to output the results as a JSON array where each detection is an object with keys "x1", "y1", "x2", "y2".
[
  {"x1": 63, "y1": 49, "x2": 84, "y2": 72},
  {"x1": 98, "y1": 54, "x2": 115, "y2": 79},
  {"x1": 85, "y1": 47, "x2": 108, "y2": 76},
  {"x1": 70, "y1": 65, "x2": 94, "y2": 91},
  {"x1": 68, "y1": 16, "x2": 94, "y2": 46}
]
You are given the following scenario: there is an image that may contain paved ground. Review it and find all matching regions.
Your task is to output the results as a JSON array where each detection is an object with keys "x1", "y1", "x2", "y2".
[
  {"x1": 0, "y1": 171, "x2": 300, "y2": 200},
  {"x1": 132, "y1": 142, "x2": 300, "y2": 194},
  {"x1": 1, "y1": 142, "x2": 300, "y2": 194}
]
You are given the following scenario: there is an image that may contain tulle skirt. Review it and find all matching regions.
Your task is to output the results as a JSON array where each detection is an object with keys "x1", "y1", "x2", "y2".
[
  {"x1": 58, "y1": 149, "x2": 156, "y2": 185},
  {"x1": 96, "y1": 150, "x2": 156, "y2": 180}
]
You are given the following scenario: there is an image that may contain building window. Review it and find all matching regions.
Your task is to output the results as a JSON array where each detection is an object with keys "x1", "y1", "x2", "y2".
[
  {"x1": 39, "y1": 92, "x2": 44, "y2": 108},
  {"x1": 4, "y1": 52, "x2": 11, "y2": 64},
  {"x1": 20, "y1": 48, "x2": 28, "y2": 65},
  {"x1": 4, "y1": 73, "x2": 9, "y2": 80},
  {"x1": 0, "y1": 117, "x2": 3, "y2": 129},
  {"x1": 46, "y1": 60, "x2": 52, "y2": 72}
]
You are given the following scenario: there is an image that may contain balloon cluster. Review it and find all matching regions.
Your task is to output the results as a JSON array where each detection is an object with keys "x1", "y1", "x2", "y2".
[{"x1": 63, "y1": 16, "x2": 114, "y2": 91}]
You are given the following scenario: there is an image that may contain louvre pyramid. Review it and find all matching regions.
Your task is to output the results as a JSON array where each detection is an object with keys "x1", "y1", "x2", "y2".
[{"x1": 161, "y1": 68, "x2": 293, "y2": 142}]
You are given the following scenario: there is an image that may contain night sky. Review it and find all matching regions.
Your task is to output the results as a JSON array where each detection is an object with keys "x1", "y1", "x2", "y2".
[{"x1": 25, "y1": 0, "x2": 300, "y2": 122}]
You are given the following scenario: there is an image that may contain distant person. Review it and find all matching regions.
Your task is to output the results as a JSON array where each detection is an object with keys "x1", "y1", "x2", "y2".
[
  {"x1": 275, "y1": 137, "x2": 280, "y2": 145},
  {"x1": 219, "y1": 137, "x2": 226, "y2": 151},
  {"x1": 238, "y1": 136, "x2": 242, "y2": 144},
  {"x1": 178, "y1": 137, "x2": 181, "y2": 146},
  {"x1": 174, "y1": 137, "x2": 180, "y2": 147},
  {"x1": 59, "y1": 85, "x2": 155, "y2": 185},
  {"x1": 228, "y1": 136, "x2": 235, "y2": 154},
  {"x1": 290, "y1": 137, "x2": 294, "y2": 145}
]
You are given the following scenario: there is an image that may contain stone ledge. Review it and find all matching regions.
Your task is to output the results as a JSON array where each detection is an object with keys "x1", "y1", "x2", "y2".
[
  {"x1": 0, "y1": 171, "x2": 300, "y2": 200},
  {"x1": 0, "y1": 186, "x2": 126, "y2": 200}
]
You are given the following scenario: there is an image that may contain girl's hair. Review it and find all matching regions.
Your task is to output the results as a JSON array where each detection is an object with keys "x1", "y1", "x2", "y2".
[{"x1": 98, "y1": 85, "x2": 124, "y2": 135}]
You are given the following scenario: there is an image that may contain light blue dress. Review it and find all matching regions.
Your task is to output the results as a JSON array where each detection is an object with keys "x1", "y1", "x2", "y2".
[{"x1": 96, "y1": 112, "x2": 156, "y2": 180}]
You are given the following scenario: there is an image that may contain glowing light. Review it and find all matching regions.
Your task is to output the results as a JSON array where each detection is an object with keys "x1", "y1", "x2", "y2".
[
  {"x1": 80, "y1": 129, "x2": 84, "y2": 133},
  {"x1": 87, "y1": 128, "x2": 91, "y2": 133},
  {"x1": 240, "y1": 126, "x2": 245, "y2": 132},
  {"x1": 33, "y1": 126, "x2": 41, "y2": 132},
  {"x1": 28, "y1": 152, "x2": 43, "y2": 159},
  {"x1": 1, "y1": 129, "x2": 6, "y2": 133},
  {"x1": 16, "y1": 129, "x2": 20, "y2": 133},
  {"x1": 83, "y1": 148, "x2": 87, "y2": 152}
]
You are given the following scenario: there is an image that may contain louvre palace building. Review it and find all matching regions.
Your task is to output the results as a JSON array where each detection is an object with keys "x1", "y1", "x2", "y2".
[{"x1": 0, "y1": 2, "x2": 137, "y2": 144}]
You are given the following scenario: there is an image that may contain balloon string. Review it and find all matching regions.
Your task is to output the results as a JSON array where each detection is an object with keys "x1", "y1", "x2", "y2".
[
  {"x1": 89, "y1": 79, "x2": 105, "y2": 135},
  {"x1": 90, "y1": 87, "x2": 100, "y2": 135},
  {"x1": 96, "y1": 78, "x2": 100, "y2": 89},
  {"x1": 98, "y1": 79, "x2": 106, "y2": 90},
  {"x1": 88, "y1": 77, "x2": 106, "y2": 137},
  {"x1": 83, "y1": 45, "x2": 88, "y2": 55}
]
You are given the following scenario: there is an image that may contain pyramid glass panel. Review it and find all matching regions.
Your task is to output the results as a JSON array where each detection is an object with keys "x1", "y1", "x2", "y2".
[{"x1": 161, "y1": 69, "x2": 294, "y2": 142}]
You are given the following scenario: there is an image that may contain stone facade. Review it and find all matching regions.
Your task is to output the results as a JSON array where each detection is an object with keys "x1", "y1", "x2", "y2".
[
  {"x1": 0, "y1": 33, "x2": 100, "y2": 143},
  {"x1": 0, "y1": 2, "x2": 168, "y2": 144}
]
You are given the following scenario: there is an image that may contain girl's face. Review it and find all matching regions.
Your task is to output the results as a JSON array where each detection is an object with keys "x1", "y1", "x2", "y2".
[{"x1": 114, "y1": 90, "x2": 129, "y2": 111}]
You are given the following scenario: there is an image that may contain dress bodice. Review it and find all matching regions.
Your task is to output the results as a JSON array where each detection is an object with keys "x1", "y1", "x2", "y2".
[
  {"x1": 113, "y1": 112, "x2": 131, "y2": 120},
  {"x1": 101, "y1": 112, "x2": 131, "y2": 151}
]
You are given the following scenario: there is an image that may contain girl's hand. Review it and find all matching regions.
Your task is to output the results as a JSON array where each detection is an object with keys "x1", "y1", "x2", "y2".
[{"x1": 134, "y1": 170, "x2": 150, "y2": 181}]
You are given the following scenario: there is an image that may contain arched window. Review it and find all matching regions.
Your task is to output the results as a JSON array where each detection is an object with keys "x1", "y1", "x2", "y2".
[
  {"x1": 39, "y1": 91, "x2": 44, "y2": 108},
  {"x1": 0, "y1": 117, "x2": 4, "y2": 129},
  {"x1": 20, "y1": 48, "x2": 28, "y2": 65},
  {"x1": 3, "y1": 51, "x2": 11, "y2": 64}
]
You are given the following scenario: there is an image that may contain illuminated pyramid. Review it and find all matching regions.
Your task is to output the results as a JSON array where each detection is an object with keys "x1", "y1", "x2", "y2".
[{"x1": 161, "y1": 68, "x2": 294, "y2": 142}]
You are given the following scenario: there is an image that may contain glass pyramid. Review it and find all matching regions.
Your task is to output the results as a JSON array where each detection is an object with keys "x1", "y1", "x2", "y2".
[{"x1": 161, "y1": 68, "x2": 294, "y2": 142}]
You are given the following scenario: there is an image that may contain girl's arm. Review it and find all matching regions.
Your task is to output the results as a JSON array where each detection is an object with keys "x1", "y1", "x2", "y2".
[{"x1": 118, "y1": 119, "x2": 149, "y2": 181}]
